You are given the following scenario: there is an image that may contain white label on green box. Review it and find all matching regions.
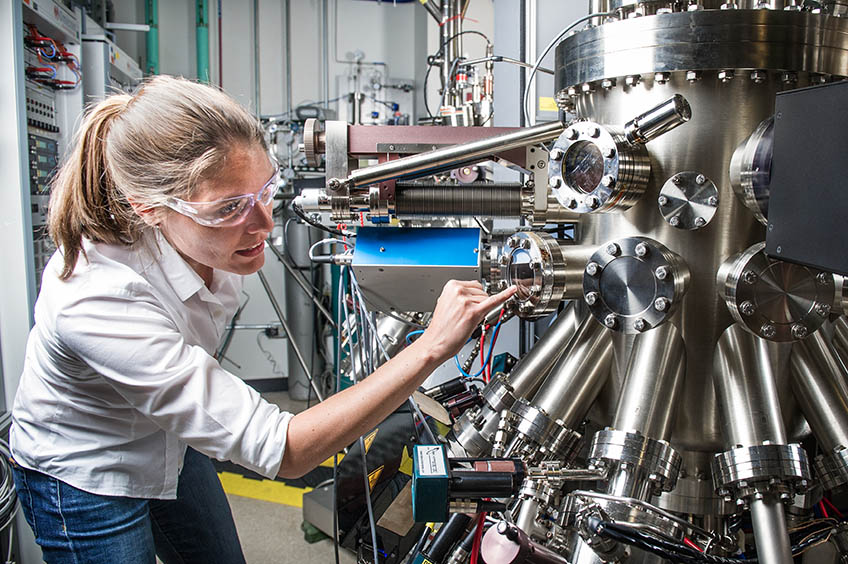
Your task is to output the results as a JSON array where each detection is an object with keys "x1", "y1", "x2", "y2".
[{"x1": 416, "y1": 445, "x2": 447, "y2": 477}]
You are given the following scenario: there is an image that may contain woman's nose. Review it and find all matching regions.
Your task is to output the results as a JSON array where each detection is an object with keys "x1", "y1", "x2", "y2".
[{"x1": 246, "y1": 200, "x2": 274, "y2": 234}]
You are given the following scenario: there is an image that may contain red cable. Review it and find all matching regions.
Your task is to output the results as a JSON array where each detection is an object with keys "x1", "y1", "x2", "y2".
[
  {"x1": 823, "y1": 497, "x2": 844, "y2": 518},
  {"x1": 683, "y1": 538, "x2": 703, "y2": 553},
  {"x1": 820, "y1": 500, "x2": 829, "y2": 519},
  {"x1": 470, "y1": 512, "x2": 486, "y2": 564}
]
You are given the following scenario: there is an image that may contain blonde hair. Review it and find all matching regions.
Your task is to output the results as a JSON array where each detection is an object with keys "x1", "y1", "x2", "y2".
[{"x1": 47, "y1": 75, "x2": 266, "y2": 280}]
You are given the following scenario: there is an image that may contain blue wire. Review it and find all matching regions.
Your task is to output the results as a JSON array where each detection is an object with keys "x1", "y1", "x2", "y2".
[
  {"x1": 405, "y1": 329, "x2": 425, "y2": 345},
  {"x1": 454, "y1": 318, "x2": 503, "y2": 378}
]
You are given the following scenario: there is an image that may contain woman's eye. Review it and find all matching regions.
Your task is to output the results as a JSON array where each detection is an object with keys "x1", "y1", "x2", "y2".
[{"x1": 215, "y1": 200, "x2": 243, "y2": 218}]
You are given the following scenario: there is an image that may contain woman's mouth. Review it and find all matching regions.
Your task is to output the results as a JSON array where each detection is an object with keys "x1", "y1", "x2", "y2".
[{"x1": 236, "y1": 241, "x2": 265, "y2": 257}]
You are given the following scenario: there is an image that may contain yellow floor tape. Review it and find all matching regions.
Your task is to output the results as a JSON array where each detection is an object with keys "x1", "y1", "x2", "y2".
[
  {"x1": 218, "y1": 453, "x2": 343, "y2": 508},
  {"x1": 218, "y1": 471, "x2": 311, "y2": 508}
]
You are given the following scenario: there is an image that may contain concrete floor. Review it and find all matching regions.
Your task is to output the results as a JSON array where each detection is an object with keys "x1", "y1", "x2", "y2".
[{"x1": 225, "y1": 390, "x2": 356, "y2": 564}]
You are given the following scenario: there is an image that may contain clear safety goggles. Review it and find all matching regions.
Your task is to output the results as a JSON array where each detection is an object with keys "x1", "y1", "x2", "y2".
[{"x1": 164, "y1": 168, "x2": 281, "y2": 227}]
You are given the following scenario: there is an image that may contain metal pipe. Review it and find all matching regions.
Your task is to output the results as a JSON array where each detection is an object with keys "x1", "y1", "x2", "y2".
[
  {"x1": 612, "y1": 322, "x2": 685, "y2": 440},
  {"x1": 714, "y1": 324, "x2": 787, "y2": 447},
  {"x1": 623, "y1": 94, "x2": 691, "y2": 146},
  {"x1": 338, "y1": 121, "x2": 564, "y2": 188},
  {"x1": 834, "y1": 316, "x2": 848, "y2": 365},
  {"x1": 266, "y1": 239, "x2": 336, "y2": 328},
  {"x1": 196, "y1": 0, "x2": 210, "y2": 82},
  {"x1": 420, "y1": 0, "x2": 442, "y2": 23},
  {"x1": 558, "y1": 244, "x2": 595, "y2": 300},
  {"x1": 508, "y1": 301, "x2": 583, "y2": 398},
  {"x1": 750, "y1": 498, "x2": 793, "y2": 564},
  {"x1": 530, "y1": 316, "x2": 613, "y2": 428},
  {"x1": 790, "y1": 330, "x2": 848, "y2": 453},
  {"x1": 144, "y1": 0, "x2": 159, "y2": 75},
  {"x1": 256, "y1": 269, "x2": 324, "y2": 402}
]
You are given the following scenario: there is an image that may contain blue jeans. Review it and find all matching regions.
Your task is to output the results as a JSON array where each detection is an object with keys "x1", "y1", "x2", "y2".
[{"x1": 12, "y1": 448, "x2": 246, "y2": 564}]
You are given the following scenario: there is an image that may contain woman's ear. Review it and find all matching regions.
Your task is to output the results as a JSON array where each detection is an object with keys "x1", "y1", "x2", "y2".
[{"x1": 127, "y1": 198, "x2": 165, "y2": 228}]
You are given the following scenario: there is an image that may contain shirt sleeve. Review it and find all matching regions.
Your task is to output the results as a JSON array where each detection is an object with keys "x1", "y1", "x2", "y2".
[{"x1": 55, "y1": 282, "x2": 293, "y2": 479}]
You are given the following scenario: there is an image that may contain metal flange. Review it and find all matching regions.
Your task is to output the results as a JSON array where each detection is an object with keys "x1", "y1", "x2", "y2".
[
  {"x1": 658, "y1": 171, "x2": 719, "y2": 230},
  {"x1": 588, "y1": 429, "x2": 683, "y2": 493},
  {"x1": 717, "y1": 242, "x2": 834, "y2": 342},
  {"x1": 729, "y1": 116, "x2": 774, "y2": 226},
  {"x1": 583, "y1": 237, "x2": 690, "y2": 333},
  {"x1": 548, "y1": 121, "x2": 651, "y2": 214},
  {"x1": 712, "y1": 443, "x2": 810, "y2": 502},
  {"x1": 501, "y1": 231, "x2": 567, "y2": 318},
  {"x1": 510, "y1": 399, "x2": 582, "y2": 464},
  {"x1": 814, "y1": 446, "x2": 848, "y2": 492}
]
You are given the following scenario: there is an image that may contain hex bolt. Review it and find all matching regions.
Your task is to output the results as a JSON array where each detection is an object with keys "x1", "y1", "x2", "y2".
[
  {"x1": 530, "y1": 260, "x2": 542, "y2": 270},
  {"x1": 634, "y1": 318, "x2": 648, "y2": 332},
  {"x1": 817, "y1": 303, "x2": 831, "y2": 316},
  {"x1": 604, "y1": 314, "x2": 618, "y2": 329},
  {"x1": 549, "y1": 177, "x2": 563, "y2": 189},
  {"x1": 586, "y1": 262, "x2": 600, "y2": 276},
  {"x1": 606, "y1": 243, "x2": 620, "y2": 256},
  {"x1": 590, "y1": 127, "x2": 601, "y2": 138},
  {"x1": 565, "y1": 128, "x2": 578, "y2": 140},
  {"x1": 550, "y1": 148, "x2": 564, "y2": 161},
  {"x1": 635, "y1": 242, "x2": 649, "y2": 257},
  {"x1": 750, "y1": 70, "x2": 767, "y2": 84},
  {"x1": 672, "y1": 175, "x2": 683, "y2": 185},
  {"x1": 669, "y1": 216, "x2": 681, "y2": 227},
  {"x1": 658, "y1": 195, "x2": 669, "y2": 206},
  {"x1": 655, "y1": 266, "x2": 669, "y2": 280},
  {"x1": 499, "y1": 254, "x2": 511, "y2": 266},
  {"x1": 791, "y1": 324, "x2": 809, "y2": 340},
  {"x1": 507, "y1": 236, "x2": 519, "y2": 248},
  {"x1": 654, "y1": 72, "x2": 670, "y2": 84},
  {"x1": 601, "y1": 175, "x2": 616, "y2": 188},
  {"x1": 696, "y1": 174, "x2": 706, "y2": 185},
  {"x1": 743, "y1": 270, "x2": 759, "y2": 285},
  {"x1": 581, "y1": 82, "x2": 594, "y2": 94},
  {"x1": 686, "y1": 70, "x2": 701, "y2": 83},
  {"x1": 782, "y1": 71, "x2": 798, "y2": 84},
  {"x1": 761, "y1": 323, "x2": 777, "y2": 339},
  {"x1": 695, "y1": 217, "x2": 707, "y2": 228},
  {"x1": 740, "y1": 300, "x2": 756, "y2": 316},
  {"x1": 587, "y1": 196, "x2": 601, "y2": 209},
  {"x1": 708, "y1": 196, "x2": 719, "y2": 206},
  {"x1": 605, "y1": 147, "x2": 616, "y2": 159},
  {"x1": 654, "y1": 297, "x2": 671, "y2": 312},
  {"x1": 566, "y1": 198, "x2": 578, "y2": 209},
  {"x1": 601, "y1": 78, "x2": 616, "y2": 90},
  {"x1": 817, "y1": 272, "x2": 831, "y2": 285},
  {"x1": 718, "y1": 69, "x2": 734, "y2": 82},
  {"x1": 625, "y1": 74, "x2": 641, "y2": 86},
  {"x1": 521, "y1": 239, "x2": 533, "y2": 250},
  {"x1": 585, "y1": 291, "x2": 599, "y2": 305}
]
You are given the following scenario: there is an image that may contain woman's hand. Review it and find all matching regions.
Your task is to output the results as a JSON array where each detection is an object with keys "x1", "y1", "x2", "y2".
[{"x1": 415, "y1": 280, "x2": 517, "y2": 363}]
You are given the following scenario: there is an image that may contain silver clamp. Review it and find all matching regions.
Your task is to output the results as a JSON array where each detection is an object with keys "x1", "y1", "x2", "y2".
[
  {"x1": 588, "y1": 429, "x2": 683, "y2": 493},
  {"x1": 814, "y1": 445, "x2": 848, "y2": 492}
]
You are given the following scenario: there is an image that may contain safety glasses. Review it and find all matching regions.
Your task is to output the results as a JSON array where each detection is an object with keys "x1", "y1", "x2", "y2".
[{"x1": 164, "y1": 167, "x2": 281, "y2": 227}]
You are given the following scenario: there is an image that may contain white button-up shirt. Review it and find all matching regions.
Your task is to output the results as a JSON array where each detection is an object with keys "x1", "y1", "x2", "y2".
[{"x1": 10, "y1": 231, "x2": 293, "y2": 499}]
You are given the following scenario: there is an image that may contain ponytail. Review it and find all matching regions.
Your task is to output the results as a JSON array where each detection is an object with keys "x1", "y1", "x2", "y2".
[{"x1": 48, "y1": 95, "x2": 137, "y2": 280}]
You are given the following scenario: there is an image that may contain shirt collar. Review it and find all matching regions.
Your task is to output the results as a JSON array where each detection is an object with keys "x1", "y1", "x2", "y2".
[{"x1": 145, "y1": 230, "x2": 207, "y2": 303}]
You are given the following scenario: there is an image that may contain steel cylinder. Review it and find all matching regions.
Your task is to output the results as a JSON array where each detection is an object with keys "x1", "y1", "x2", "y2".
[
  {"x1": 790, "y1": 331, "x2": 848, "y2": 453},
  {"x1": 714, "y1": 324, "x2": 787, "y2": 447},
  {"x1": 554, "y1": 8, "x2": 848, "y2": 452},
  {"x1": 612, "y1": 322, "x2": 685, "y2": 440},
  {"x1": 529, "y1": 316, "x2": 613, "y2": 429}
]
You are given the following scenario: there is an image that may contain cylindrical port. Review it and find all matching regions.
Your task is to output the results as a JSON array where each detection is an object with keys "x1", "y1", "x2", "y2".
[
  {"x1": 623, "y1": 94, "x2": 691, "y2": 145},
  {"x1": 728, "y1": 116, "x2": 774, "y2": 226}
]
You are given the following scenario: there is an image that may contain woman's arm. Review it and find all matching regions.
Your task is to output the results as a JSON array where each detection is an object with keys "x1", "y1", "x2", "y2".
[{"x1": 277, "y1": 280, "x2": 516, "y2": 478}]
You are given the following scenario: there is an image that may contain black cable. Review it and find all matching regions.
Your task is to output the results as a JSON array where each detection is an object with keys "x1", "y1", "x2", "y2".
[{"x1": 290, "y1": 201, "x2": 346, "y2": 237}]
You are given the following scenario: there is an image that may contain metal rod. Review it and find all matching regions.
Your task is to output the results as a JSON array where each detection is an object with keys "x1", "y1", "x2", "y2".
[
  {"x1": 530, "y1": 315, "x2": 613, "y2": 428},
  {"x1": 256, "y1": 269, "x2": 325, "y2": 402},
  {"x1": 266, "y1": 239, "x2": 337, "y2": 329},
  {"x1": 623, "y1": 94, "x2": 692, "y2": 145},
  {"x1": 337, "y1": 120, "x2": 564, "y2": 188},
  {"x1": 750, "y1": 497, "x2": 793, "y2": 564},
  {"x1": 612, "y1": 322, "x2": 685, "y2": 440},
  {"x1": 834, "y1": 316, "x2": 848, "y2": 365}
]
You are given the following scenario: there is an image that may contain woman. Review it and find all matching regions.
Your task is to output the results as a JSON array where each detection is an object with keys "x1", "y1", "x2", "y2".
[{"x1": 10, "y1": 75, "x2": 515, "y2": 563}]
